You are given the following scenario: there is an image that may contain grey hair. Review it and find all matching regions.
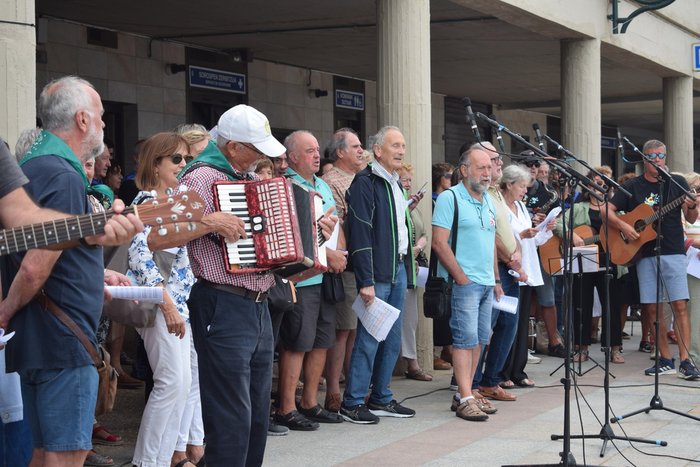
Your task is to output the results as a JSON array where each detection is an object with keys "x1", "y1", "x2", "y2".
[
  {"x1": 216, "y1": 134, "x2": 229, "y2": 149},
  {"x1": 327, "y1": 128, "x2": 358, "y2": 162},
  {"x1": 283, "y1": 130, "x2": 314, "y2": 156},
  {"x1": 38, "y1": 76, "x2": 95, "y2": 132},
  {"x1": 174, "y1": 123, "x2": 208, "y2": 134},
  {"x1": 642, "y1": 139, "x2": 665, "y2": 153},
  {"x1": 372, "y1": 126, "x2": 401, "y2": 149},
  {"x1": 499, "y1": 164, "x2": 531, "y2": 190},
  {"x1": 14, "y1": 127, "x2": 43, "y2": 162}
]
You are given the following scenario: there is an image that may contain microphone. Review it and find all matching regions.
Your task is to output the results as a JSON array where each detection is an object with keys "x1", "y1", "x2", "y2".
[
  {"x1": 462, "y1": 97, "x2": 481, "y2": 141},
  {"x1": 532, "y1": 123, "x2": 545, "y2": 152},
  {"x1": 617, "y1": 128, "x2": 625, "y2": 160},
  {"x1": 489, "y1": 114, "x2": 506, "y2": 153}
]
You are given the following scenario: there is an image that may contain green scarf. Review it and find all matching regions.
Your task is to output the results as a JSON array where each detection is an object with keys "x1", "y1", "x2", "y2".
[
  {"x1": 179, "y1": 139, "x2": 251, "y2": 181},
  {"x1": 19, "y1": 130, "x2": 114, "y2": 202}
]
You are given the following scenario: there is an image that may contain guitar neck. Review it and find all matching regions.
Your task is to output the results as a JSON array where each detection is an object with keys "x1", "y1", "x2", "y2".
[
  {"x1": 0, "y1": 206, "x2": 138, "y2": 256},
  {"x1": 642, "y1": 195, "x2": 687, "y2": 229},
  {"x1": 584, "y1": 235, "x2": 600, "y2": 246}
]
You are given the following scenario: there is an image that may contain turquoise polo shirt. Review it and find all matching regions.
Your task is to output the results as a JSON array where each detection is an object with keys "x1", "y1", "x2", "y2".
[
  {"x1": 432, "y1": 182, "x2": 497, "y2": 286},
  {"x1": 286, "y1": 167, "x2": 337, "y2": 287}
]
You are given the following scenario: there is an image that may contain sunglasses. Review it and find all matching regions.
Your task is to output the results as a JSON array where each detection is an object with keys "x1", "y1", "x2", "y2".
[
  {"x1": 646, "y1": 152, "x2": 667, "y2": 159},
  {"x1": 523, "y1": 161, "x2": 541, "y2": 168},
  {"x1": 490, "y1": 155, "x2": 503, "y2": 163},
  {"x1": 165, "y1": 153, "x2": 194, "y2": 164},
  {"x1": 443, "y1": 173, "x2": 453, "y2": 179}
]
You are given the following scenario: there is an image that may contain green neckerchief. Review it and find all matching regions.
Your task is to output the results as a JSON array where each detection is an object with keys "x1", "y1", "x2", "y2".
[
  {"x1": 19, "y1": 130, "x2": 114, "y2": 202},
  {"x1": 179, "y1": 139, "x2": 252, "y2": 182}
]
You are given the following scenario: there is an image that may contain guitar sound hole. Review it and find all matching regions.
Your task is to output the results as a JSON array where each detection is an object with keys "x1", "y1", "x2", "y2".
[{"x1": 634, "y1": 220, "x2": 646, "y2": 232}]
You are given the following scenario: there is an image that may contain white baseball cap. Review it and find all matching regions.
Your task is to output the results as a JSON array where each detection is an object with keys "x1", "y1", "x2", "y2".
[{"x1": 217, "y1": 105, "x2": 285, "y2": 157}]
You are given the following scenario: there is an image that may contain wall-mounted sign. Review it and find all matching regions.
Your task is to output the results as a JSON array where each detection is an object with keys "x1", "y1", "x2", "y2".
[
  {"x1": 189, "y1": 66, "x2": 246, "y2": 94},
  {"x1": 336, "y1": 90, "x2": 364, "y2": 110},
  {"x1": 694, "y1": 43, "x2": 700, "y2": 71},
  {"x1": 601, "y1": 136, "x2": 617, "y2": 149}
]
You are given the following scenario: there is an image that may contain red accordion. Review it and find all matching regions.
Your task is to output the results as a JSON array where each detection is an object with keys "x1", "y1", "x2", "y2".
[{"x1": 213, "y1": 177, "x2": 327, "y2": 283}]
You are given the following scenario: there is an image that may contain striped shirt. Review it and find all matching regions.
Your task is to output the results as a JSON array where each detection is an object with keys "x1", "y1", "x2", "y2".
[
  {"x1": 372, "y1": 161, "x2": 408, "y2": 255},
  {"x1": 180, "y1": 166, "x2": 275, "y2": 292},
  {"x1": 321, "y1": 166, "x2": 354, "y2": 221}
]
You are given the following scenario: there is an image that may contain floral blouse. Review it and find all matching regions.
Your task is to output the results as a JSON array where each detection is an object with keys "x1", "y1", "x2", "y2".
[{"x1": 128, "y1": 191, "x2": 195, "y2": 321}]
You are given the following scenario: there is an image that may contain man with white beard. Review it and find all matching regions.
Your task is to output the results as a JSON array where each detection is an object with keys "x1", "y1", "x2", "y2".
[{"x1": 431, "y1": 147, "x2": 503, "y2": 422}]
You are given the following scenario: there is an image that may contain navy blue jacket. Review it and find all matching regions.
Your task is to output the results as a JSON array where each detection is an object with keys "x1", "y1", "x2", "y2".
[{"x1": 345, "y1": 166, "x2": 416, "y2": 289}]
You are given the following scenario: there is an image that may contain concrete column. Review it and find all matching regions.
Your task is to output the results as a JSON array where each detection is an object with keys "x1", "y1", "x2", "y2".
[
  {"x1": 376, "y1": 0, "x2": 434, "y2": 371},
  {"x1": 560, "y1": 39, "x2": 601, "y2": 167},
  {"x1": 0, "y1": 0, "x2": 36, "y2": 148},
  {"x1": 663, "y1": 76, "x2": 693, "y2": 174}
]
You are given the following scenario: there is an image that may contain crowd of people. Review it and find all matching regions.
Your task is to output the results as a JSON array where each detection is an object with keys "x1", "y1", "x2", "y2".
[{"x1": 1, "y1": 74, "x2": 700, "y2": 467}]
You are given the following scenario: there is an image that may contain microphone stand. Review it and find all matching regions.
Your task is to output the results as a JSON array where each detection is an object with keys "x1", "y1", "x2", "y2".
[
  {"x1": 611, "y1": 138, "x2": 700, "y2": 425},
  {"x1": 474, "y1": 112, "x2": 602, "y2": 467}
]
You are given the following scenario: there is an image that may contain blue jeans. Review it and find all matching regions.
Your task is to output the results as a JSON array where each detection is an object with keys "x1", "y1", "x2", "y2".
[
  {"x1": 0, "y1": 414, "x2": 32, "y2": 467},
  {"x1": 474, "y1": 263, "x2": 520, "y2": 388},
  {"x1": 189, "y1": 283, "x2": 273, "y2": 467},
  {"x1": 344, "y1": 262, "x2": 407, "y2": 407},
  {"x1": 450, "y1": 282, "x2": 494, "y2": 350}
]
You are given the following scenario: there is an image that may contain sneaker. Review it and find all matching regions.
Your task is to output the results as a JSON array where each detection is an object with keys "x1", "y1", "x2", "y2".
[
  {"x1": 527, "y1": 352, "x2": 542, "y2": 364},
  {"x1": 339, "y1": 402, "x2": 379, "y2": 424},
  {"x1": 368, "y1": 400, "x2": 415, "y2": 418},
  {"x1": 644, "y1": 357, "x2": 676, "y2": 376},
  {"x1": 267, "y1": 419, "x2": 289, "y2": 436},
  {"x1": 548, "y1": 344, "x2": 567, "y2": 358},
  {"x1": 678, "y1": 359, "x2": 700, "y2": 380},
  {"x1": 449, "y1": 374, "x2": 458, "y2": 391}
]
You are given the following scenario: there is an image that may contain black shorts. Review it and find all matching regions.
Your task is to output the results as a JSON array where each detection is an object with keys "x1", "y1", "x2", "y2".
[{"x1": 280, "y1": 284, "x2": 336, "y2": 352}]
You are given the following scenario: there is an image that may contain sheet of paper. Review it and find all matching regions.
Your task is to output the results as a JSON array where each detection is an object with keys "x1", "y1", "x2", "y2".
[
  {"x1": 537, "y1": 206, "x2": 562, "y2": 231},
  {"x1": 352, "y1": 295, "x2": 400, "y2": 342},
  {"x1": 105, "y1": 286, "x2": 164, "y2": 304},
  {"x1": 493, "y1": 295, "x2": 518, "y2": 314},
  {"x1": 416, "y1": 266, "x2": 429, "y2": 288},
  {"x1": 0, "y1": 329, "x2": 15, "y2": 345},
  {"x1": 686, "y1": 246, "x2": 700, "y2": 279},
  {"x1": 508, "y1": 269, "x2": 534, "y2": 286},
  {"x1": 325, "y1": 222, "x2": 340, "y2": 251},
  {"x1": 559, "y1": 245, "x2": 599, "y2": 274}
]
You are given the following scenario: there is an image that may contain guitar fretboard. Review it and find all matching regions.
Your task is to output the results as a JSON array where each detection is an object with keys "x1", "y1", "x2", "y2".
[{"x1": 640, "y1": 195, "x2": 687, "y2": 230}]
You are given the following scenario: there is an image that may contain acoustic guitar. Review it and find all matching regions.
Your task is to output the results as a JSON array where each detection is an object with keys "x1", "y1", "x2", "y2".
[
  {"x1": 539, "y1": 225, "x2": 599, "y2": 275},
  {"x1": 0, "y1": 191, "x2": 204, "y2": 256},
  {"x1": 598, "y1": 194, "x2": 687, "y2": 266}
]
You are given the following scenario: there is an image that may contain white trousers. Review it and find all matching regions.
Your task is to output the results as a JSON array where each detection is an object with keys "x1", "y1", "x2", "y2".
[{"x1": 175, "y1": 328, "x2": 204, "y2": 451}]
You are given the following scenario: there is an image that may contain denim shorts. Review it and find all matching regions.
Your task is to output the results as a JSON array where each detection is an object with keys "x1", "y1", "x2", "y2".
[
  {"x1": 450, "y1": 281, "x2": 494, "y2": 349},
  {"x1": 18, "y1": 365, "x2": 97, "y2": 451},
  {"x1": 637, "y1": 255, "x2": 689, "y2": 303},
  {"x1": 533, "y1": 266, "x2": 555, "y2": 307}
]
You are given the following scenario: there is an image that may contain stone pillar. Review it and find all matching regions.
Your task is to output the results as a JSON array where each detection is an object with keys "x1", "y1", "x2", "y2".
[
  {"x1": 376, "y1": 0, "x2": 434, "y2": 371},
  {"x1": 560, "y1": 39, "x2": 601, "y2": 168},
  {"x1": 663, "y1": 76, "x2": 693, "y2": 174},
  {"x1": 0, "y1": 0, "x2": 36, "y2": 148}
]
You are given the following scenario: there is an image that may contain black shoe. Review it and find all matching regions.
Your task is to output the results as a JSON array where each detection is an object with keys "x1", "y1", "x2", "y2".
[
  {"x1": 296, "y1": 403, "x2": 343, "y2": 423},
  {"x1": 449, "y1": 374, "x2": 458, "y2": 391},
  {"x1": 339, "y1": 402, "x2": 379, "y2": 424},
  {"x1": 368, "y1": 400, "x2": 415, "y2": 418},
  {"x1": 274, "y1": 410, "x2": 319, "y2": 431},
  {"x1": 548, "y1": 344, "x2": 567, "y2": 358}
]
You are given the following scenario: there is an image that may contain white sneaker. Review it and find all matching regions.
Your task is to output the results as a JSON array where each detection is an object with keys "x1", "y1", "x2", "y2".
[{"x1": 527, "y1": 352, "x2": 542, "y2": 364}]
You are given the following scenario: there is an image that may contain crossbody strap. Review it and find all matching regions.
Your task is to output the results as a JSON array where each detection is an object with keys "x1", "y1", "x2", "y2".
[{"x1": 429, "y1": 190, "x2": 459, "y2": 286}]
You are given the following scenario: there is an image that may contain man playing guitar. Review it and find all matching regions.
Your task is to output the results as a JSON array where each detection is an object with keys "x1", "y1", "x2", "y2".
[{"x1": 602, "y1": 139, "x2": 699, "y2": 379}]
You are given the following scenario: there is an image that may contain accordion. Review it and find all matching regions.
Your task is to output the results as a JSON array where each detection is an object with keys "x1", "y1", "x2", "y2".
[{"x1": 213, "y1": 177, "x2": 327, "y2": 283}]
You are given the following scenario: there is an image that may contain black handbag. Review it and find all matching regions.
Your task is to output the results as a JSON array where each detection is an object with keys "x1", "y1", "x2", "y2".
[
  {"x1": 321, "y1": 272, "x2": 345, "y2": 303},
  {"x1": 423, "y1": 191, "x2": 459, "y2": 321},
  {"x1": 268, "y1": 278, "x2": 296, "y2": 313}
]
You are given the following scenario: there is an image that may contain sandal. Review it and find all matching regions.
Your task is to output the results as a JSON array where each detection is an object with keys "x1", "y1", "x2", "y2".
[
  {"x1": 455, "y1": 398, "x2": 488, "y2": 421},
  {"x1": 514, "y1": 378, "x2": 536, "y2": 387},
  {"x1": 324, "y1": 392, "x2": 342, "y2": 412},
  {"x1": 84, "y1": 452, "x2": 113, "y2": 466},
  {"x1": 91, "y1": 425, "x2": 123, "y2": 446},
  {"x1": 274, "y1": 410, "x2": 320, "y2": 431},
  {"x1": 573, "y1": 349, "x2": 588, "y2": 363},
  {"x1": 479, "y1": 385, "x2": 517, "y2": 401},
  {"x1": 499, "y1": 380, "x2": 515, "y2": 388},
  {"x1": 611, "y1": 350, "x2": 625, "y2": 364},
  {"x1": 470, "y1": 390, "x2": 497, "y2": 414},
  {"x1": 405, "y1": 368, "x2": 433, "y2": 381},
  {"x1": 296, "y1": 403, "x2": 343, "y2": 423}
]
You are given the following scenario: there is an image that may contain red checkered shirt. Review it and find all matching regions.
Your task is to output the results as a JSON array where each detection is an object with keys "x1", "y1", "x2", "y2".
[
  {"x1": 180, "y1": 165, "x2": 275, "y2": 292},
  {"x1": 321, "y1": 166, "x2": 354, "y2": 221}
]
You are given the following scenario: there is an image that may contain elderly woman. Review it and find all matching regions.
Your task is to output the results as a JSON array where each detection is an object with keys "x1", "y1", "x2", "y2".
[
  {"x1": 176, "y1": 123, "x2": 212, "y2": 159},
  {"x1": 128, "y1": 132, "x2": 201, "y2": 467},
  {"x1": 684, "y1": 172, "x2": 700, "y2": 366},
  {"x1": 499, "y1": 165, "x2": 556, "y2": 387},
  {"x1": 397, "y1": 162, "x2": 431, "y2": 381},
  {"x1": 554, "y1": 170, "x2": 624, "y2": 364}
]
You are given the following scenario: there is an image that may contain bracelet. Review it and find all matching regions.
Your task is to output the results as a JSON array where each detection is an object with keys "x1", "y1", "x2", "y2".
[
  {"x1": 690, "y1": 203, "x2": 697, "y2": 210},
  {"x1": 79, "y1": 237, "x2": 99, "y2": 249},
  {"x1": 495, "y1": 279, "x2": 502, "y2": 284}
]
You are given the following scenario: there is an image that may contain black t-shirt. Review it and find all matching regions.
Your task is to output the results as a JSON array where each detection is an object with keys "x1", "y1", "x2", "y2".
[
  {"x1": 523, "y1": 180, "x2": 559, "y2": 216},
  {"x1": 610, "y1": 173, "x2": 690, "y2": 257}
]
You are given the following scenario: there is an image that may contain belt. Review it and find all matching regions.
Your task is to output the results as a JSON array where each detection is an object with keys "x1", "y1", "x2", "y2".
[
  {"x1": 198, "y1": 279, "x2": 269, "y2": 303},
  {"x1": 398, "y1": 253, "x2": 406, "y2": 262}
]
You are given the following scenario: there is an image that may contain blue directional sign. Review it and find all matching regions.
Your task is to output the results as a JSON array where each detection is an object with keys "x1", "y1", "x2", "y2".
[
  {"x1": 694, "y1": 43, "x2": 700, "y2": 71},
  {"x1": 601, "y1": 136, "x2": 617, "y2": 149},
  {"x1": 336, "y1": 90, "x2": 364, "y2": 110},
  {"x1": 189, "y1": 66, "x2": 246, "y2": 94}
]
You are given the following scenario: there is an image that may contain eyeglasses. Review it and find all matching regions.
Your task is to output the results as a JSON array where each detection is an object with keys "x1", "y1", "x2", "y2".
[
  {"x1": 242, "y1": 143, "x2": 265, "y2": 157},
  {"x1": 164, "y1": 154, "x2": 193, "y2": 164},
  {"x1": 490, "y1": 155, "x2": 503, "y2": 163},
  {"x1": 646, "y1": 152, "x2": 667, "y2": 159},
  {"x1": 523, "y1": 161, "x2": 541, "y2": 168},
  {"x1": 691, "y1": 187, "x2": 700, "y2": 194},
  {"x1": 443, "y1": 173, "x2": 453, "y2": 179}
]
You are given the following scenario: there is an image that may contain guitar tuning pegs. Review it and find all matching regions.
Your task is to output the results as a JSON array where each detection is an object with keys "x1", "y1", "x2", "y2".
[
  {"x1": 165, "y1": 187, "x2": 174, "y2": 196},
  {"x1": 150, "y1": 190, "x2": 158, "y2": 198},
  {"x1": 182, "y1": 194, "x2": 189, "y2": 202},
  {"x1": 158, "y1": 226, "x2": 167, "y2": 236},
  {"x1": 185, "y1": 213, "x2": 193, "y2": 220},
  {"x1": 188, "y1": 222, "x2": 196, "y2": 231}
]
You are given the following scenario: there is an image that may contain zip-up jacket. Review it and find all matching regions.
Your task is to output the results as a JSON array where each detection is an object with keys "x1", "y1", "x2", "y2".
[{"x1": 345, "y1": 166, "x2": 416, "y2": 289}]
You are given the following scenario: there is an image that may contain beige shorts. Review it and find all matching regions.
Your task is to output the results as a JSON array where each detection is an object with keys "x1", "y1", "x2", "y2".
[{"x1": 336, "y1": 271, "x2": 358, "y2": 330}]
